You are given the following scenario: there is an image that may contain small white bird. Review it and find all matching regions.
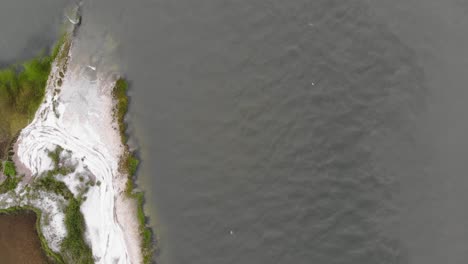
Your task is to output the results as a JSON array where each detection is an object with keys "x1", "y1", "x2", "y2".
[
  {"x1": 87, "y1": 65, "x2": 96, "y2": 71},
  {"x1": 229, "y1": 230, "x2": 234, "y2": 235},
  {"x1": 66, "y1": 15, "x2": 79, "y2": 25}
]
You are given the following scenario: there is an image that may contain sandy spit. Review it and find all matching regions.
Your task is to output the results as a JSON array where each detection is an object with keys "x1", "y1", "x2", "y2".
[{"x1": 13, "y1": 34, "x2": 143, "y2": 263}]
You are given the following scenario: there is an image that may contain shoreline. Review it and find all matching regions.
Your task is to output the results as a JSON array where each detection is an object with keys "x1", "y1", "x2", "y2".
[{"x1": 112, "y1": 78, "x2": 155, "y2": 263}]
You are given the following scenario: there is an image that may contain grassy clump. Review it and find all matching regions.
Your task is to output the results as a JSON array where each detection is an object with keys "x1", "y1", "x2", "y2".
[
  {"x1": 61, "y1": 197, "x2": 94, "y2": 264},
  {"x1": 127, "y1": 155, "x2": 139, "y2": 176},
  {"x1": 48, "y1": 145, "x2": 64, "y2": 168},
  {"x1": 49, "y1": 166, "x2": 74, "y2": 177},
  {"x1": 44, "y1": 146, "x2": 75, "y2": 179},
  {"x1": 0, "y1": 161, "x2": 20, "y2": 193},
  {"x1": 124, "y1": 152, "x2": 139, "y2": 195},
  {"x1": 112, "y1": 78, "x2": 129, "y2": 143},
  {"x1": 3, "y1": 161, "x2": 16, "y2": 177},
  {"x1": 39, "y1": 146, "x2": 75, "y2": 198},
  {"x1": 0, "y1": 173, "x2": 21, "y2": 193},
  {"x1": 37, "y1": 174, "x2": 72, "y2": 200},
  {"x1": 134, "y1": 191, "x2": 154, "y2": 263}
]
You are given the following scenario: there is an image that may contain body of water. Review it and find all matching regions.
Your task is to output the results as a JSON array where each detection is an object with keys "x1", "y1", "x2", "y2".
[
  {"x1": 0, "y1": 212, "x2": 49, "y2": 264},
  {"x1": 83, "y1": 1, "x2": 423, "y2": 263}
]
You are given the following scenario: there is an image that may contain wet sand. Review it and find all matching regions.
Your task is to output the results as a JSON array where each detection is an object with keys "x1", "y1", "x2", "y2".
[{"x1": 0, "y1": 212, "x2": 48, "y2": 264}]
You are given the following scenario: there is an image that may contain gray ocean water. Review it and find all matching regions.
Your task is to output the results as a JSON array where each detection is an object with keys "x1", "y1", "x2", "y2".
[{"x1": 2, "y1": 0, "x2": 468, "y2": 263}]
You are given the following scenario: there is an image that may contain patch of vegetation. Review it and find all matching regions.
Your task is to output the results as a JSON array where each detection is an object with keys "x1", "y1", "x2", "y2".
[
  {"x1": 123, "y1": 156, "x2": 154, "y2": 263},
  {"x1": 121, "y1": 152, "x2": 154, "y2": 262},
  {"x1": 112, "y1": 78, "x2": 129, "y2": 143},
  {"x1": 3, "y1": 161, "x2": 16, "y2": 177},
  {"x1": 50, "y1": 166, "x2": 74, "y2": 177},
  {"x1": 44, "y1": 146, "x2": 75, "y2": 179},
  {"x1": 112, "y1": 78, "x2": 155, "y2": 263},
  {"x1": 124, "y1": 152, "x2": 139, "y2": 195},
  {"x1": 0, "y1": 173, "x2": 21, "y2": 193},
  {"x1": 127, "y1": 155, "x2": 139, "y2": 176},
  {"x1": 37, "y1": 174, "x2": 72, "y2": 200},
  {"x1": 61, "y1": 197, "x2": 94, "y2": 264},
  {"x1": 0, "y1": 32, "x2": 71, "y2": 159},
  {"x1": 0, "y1": 56, "x2": 51, "y2": 158},
  {"x1": 38, "y1": 146, "x2": 75, "y2": 199},
  {"x1": 134, "y1": 191, "x2": 154, "y2": 263},
  {"x1": 0, "y1": 161, "x2": 20, "y2": 193},
  {"x1": 48, "y1": 145, "x2": 64, "y2": 168}
]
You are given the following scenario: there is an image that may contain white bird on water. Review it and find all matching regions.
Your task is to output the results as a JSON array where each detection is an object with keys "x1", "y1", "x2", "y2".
[
  {"x1": 87, "y1": 65, "x2": 96, "y2": 71},
  {"x1": 230, "y1": 230, "x2": 234, "y2": 235}
]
